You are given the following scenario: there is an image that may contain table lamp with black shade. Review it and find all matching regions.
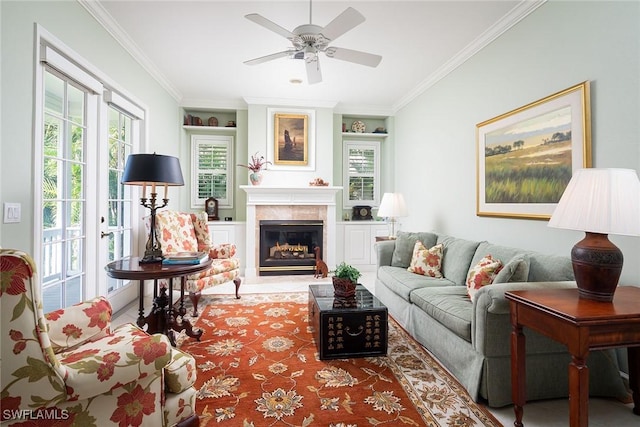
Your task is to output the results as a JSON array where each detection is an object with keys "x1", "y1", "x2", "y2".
[
  {"x1": 548, "y1": 168, "x2": 640, "y2": 302},
  {"x1": 122, "y1": 153, "x2": 184, "y2": 263}
]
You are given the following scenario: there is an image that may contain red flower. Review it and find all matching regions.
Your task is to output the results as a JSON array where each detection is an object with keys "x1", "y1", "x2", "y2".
[
  {"x1": 9, "y1": 330, "x2": 23, "y2": 341},
  {"x1": 13, "y1": 341, "x2": 26, "y2": 354},
  {"x1": 45, "y1": 309, "x2": 63, "y2": 321},
  {"x1": 110, "y1": 384, "x2": 156, "y2": 427},
  {"x1": 108, "y1": 336, "x2": 125, "y2": 345},
  {"x1": 62, "y1": 324, "x2": 82, "y2": 339},
  {"x1": 0, "y1": 396, "x2": 21, "y2": 420},
  {"x1": 103, "y1": 352, "x2": 120, "y2": 365},
  {"x1": 82, "y1": 299, "x2": 111, "y2": 330},
  {"x1": 133, "y1": 338, "x2": 167, "y2": 365},
  {"x1": 0, "y1": 255, "x2": 30, "y2": 296},
  {"x1": 60, "y1": 349, "x2": 99, "y2": 363},
  {"x1": 97, "y1": 363, "x2": 115, "y2": 382}
]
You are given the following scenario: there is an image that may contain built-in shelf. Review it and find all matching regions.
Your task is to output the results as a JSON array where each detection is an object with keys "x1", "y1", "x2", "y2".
[
  {"x1": 341, "y1": 132, "x2": 388, "y2": 138},
  {"x1": 183, "y1": 125, "x2": 237, "y2": 133}
]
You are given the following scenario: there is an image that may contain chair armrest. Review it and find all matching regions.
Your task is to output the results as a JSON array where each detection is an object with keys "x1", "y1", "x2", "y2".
[
  {"x1": 45, "y1": 296, "x2": 112, "y2": 353},
  {"x1": 59, "y1": 323, "x2": 172, "y2": 400},
  {"x1": 209, "y1": 243, "x2": 237, "y2": 259},
  {"x1": 472, "y1": 281, "x2": 577, "y2": 354},
  {"x1": 375, "y1": 240, "x2": 395, "y2": 269}
]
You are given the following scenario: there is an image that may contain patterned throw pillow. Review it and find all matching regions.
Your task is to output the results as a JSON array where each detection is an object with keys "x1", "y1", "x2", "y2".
[
  {"x1": 407, "y1": 241, "x2": 444, "y2": 278},
  {"x1": 466, "y1": 255, "x2": 504, "y2": 301}
]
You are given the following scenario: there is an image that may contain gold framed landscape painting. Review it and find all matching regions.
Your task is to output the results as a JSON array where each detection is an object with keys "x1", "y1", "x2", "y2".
[
  {"x1": 274, "y1": 113, "x2": 308, "y2": 166},
  {"x1": 476, "y1": 81, "x2": 591, "y2": 220}
]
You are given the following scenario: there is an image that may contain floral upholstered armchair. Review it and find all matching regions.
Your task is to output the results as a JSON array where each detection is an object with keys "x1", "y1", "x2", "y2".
[
  {"x1": 153, "y1": 211, "x2": 241, "y2": 316},
  {"x1": 0, "y1": 249, "x2": 199, "y2": 427}
]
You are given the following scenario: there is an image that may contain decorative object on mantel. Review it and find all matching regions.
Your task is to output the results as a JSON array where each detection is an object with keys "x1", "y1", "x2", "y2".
[
  {"x1": 377, "y1": 192, "x2": 409, "y2": 238},
  {"x1": 238, "y1": 151, "x2": 271, "y2": 186},
  {"x1": 226, "y1": 120, "x2": 236, "y2": 127},
  {"x1": 373, "y1": 127, "x2": 387, "y2": 134},
  {"x1": 207, "y1": 116, "x2": 218, "y2": 126},
  {"x1": 548, "y1": 168, "x2": 640, "y2": 302},
  {"x1": 309, "y1": 177, "x2": 329, "y2": 186},
  {"x1": 332, "y1": 262, "x2": 361, "y2": 298},
  {"x1": 351, "y1": 120, "x2": 366, "y2": 133}
]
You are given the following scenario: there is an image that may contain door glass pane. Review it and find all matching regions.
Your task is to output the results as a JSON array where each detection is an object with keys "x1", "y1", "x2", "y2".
[
  {"x1": 41, "y1": 69, "x2": 87, "y2": 311},
  {"x1": 106, "y1": 106, "x2": 134, "y2": 293}
]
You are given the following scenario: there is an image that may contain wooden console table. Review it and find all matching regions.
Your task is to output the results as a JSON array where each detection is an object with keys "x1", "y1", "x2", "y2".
[
  {"x1": 506, "y1": 287, "x2": 640, "y2": 427},
  {"x1": 105, "y1": 256, "x2": 212, "y2": 345}
]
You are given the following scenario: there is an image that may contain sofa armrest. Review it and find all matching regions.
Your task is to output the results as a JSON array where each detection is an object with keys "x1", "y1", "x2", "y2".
[
  {"x1": 375, "y1": 240, "x2": 395, "y2": 269},
  {"x1": 472, "y1": 281, "x2": 577, "y2": 355},
  {"x1": 45, "y1": 296, "x2": 112, "y2": 353}
]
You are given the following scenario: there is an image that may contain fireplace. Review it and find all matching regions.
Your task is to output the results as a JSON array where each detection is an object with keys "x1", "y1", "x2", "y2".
[{"x1": 259, "y1": 220, "x2": 323, "y2": 276}]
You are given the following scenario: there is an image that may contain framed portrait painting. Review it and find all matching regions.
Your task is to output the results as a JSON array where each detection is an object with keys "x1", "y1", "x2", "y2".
[
  {"x1": 267, "y1": 108, "x2": 316, "y2": 170},
  {"x1": 476, "y1": 81, "x2": 591, "y2": 220}
]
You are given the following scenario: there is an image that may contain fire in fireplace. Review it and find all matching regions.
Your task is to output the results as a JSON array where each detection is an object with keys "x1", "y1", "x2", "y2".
[{"x1": 259, "y1": 220, "x2": 324, "y2": 275}]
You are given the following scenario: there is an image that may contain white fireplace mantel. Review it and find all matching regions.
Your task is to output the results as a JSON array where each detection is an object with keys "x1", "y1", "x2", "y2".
[{"x1": 240, "y1": 185, "x2": 343, "y2": 279}]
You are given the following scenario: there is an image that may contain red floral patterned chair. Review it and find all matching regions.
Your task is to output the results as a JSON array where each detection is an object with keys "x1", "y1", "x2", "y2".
[
  {"x1": 0, "y1": 249, "x2": 199, "y2": 427},
  {"x1": 153, "y1": 211, "x2": 241, "y2": 316}
]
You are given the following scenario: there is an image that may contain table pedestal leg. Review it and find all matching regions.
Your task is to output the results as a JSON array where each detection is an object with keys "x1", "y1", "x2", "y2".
[{"x1": 137, "y1": 279, "x2": 145, "y2": 328}]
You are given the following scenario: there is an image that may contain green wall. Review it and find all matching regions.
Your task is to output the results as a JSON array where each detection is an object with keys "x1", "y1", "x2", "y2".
[
  {"x1": 1, "y1": 1, "x2": 180, "y2": 252},
  {"x1": 394, "y1": 0, "x2": 640, "y2": 283}
]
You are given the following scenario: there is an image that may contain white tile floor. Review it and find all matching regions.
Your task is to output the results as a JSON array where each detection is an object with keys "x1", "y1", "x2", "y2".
[{"x1": 112, "y1": 272, "x2": 638, "y2": 426}]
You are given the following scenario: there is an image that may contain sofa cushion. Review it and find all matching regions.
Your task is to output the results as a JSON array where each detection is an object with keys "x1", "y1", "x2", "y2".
[
  {"x1": 435, "y1": 235, "x2": 482, "y2": 285},
  {"x1": 391, "y1": 231, "x2": 438, "y2": 268},
  {"x1": 466, "y1": 255, "x2": 503, "y2": 301},
  {"x1": 410, "y1": 286, "x2": 473, "y2": 342},
  {"x1": 377, "y1": 266, "x2": 455, "y2": 301},
  {"x1": 472, "y1": 242, "x2": 573, "y2": 282},
  {"x1": 493, "y1": 256, "x2": 530, "y2": 284},
  {"x1": 407, "y1": 242, "x2": 443, "y2": 277}
]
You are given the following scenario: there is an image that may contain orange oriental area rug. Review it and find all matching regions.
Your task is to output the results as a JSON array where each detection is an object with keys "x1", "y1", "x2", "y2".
[{"x1": 177, "y1": 292, "x2": 500, "y2": 427}]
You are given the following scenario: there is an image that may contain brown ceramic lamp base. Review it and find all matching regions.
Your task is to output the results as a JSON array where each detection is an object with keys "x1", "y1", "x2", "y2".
[{"x1": 571, "y1": 232, "x2": 623, "y2": 302}]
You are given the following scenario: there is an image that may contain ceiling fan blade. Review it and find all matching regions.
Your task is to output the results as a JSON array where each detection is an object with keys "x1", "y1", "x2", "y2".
[
  {"x1": 305, "y1": 55, "x2": 322, "y2": 84},
  {"x1": 244, "y1": 50, "x2": 294, "y2": 66},
  {"x1": 245, "y1": 13, "x2": 294, "y2": 39},
  {"x1": 321, "y1": 7, "x2": 365, "y2": 42},
  {"x1": 325, "y1": 47, "x2": 382, "y2": 67}
]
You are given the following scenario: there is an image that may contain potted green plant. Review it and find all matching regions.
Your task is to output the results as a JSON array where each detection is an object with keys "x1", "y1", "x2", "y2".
[{"x1": 332, "y1": 262, "x2": 361, "y2": 298}]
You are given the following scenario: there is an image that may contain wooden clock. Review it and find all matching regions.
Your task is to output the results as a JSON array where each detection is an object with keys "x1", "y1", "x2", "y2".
[{"x1": 205, "y1": 197, "x2": 219, "y2": 221}]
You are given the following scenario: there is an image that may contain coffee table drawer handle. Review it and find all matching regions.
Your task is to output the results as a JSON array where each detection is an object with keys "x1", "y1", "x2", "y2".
[{"x1": 345, "y1": 325, "x2": 364, "y2": 337}]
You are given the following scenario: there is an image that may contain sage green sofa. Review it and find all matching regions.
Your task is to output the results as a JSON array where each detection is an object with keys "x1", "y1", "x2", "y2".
[{"x1": 375, "y1": 231, "x2": 629, "y2": 407}]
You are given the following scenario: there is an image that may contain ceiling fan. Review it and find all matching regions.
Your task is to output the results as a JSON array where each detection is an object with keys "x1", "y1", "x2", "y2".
[{"x1": 244, "y1": 1, "x2": 382, "y2": 84}]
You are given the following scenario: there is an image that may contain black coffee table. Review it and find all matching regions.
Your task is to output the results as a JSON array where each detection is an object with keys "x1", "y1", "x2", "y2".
[{"x1": 308, "y1": 284, "x2": 388, "y2": 360}]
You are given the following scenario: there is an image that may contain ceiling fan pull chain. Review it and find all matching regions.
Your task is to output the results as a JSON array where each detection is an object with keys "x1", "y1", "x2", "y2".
[{"x1": 309, "y1": 0, "x2": 313, "y2": 24}]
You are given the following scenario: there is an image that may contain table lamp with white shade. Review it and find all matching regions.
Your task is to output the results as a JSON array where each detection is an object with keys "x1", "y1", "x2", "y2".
[
  {"x1": 548, "y1": 168, "x2": 640, "y2": 302},
  {"x1": 377, "y1": 192, "x2": 408, "y2": 238}
]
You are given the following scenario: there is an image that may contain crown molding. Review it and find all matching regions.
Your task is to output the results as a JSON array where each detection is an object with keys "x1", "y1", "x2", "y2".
[
  {"x1": 392, "y1": 0, "x2": 546, "y2": 113},
  {"x1": 77, "y1": 0, "x2": 183, "y2": 102},
  {"x1": 243, "y1": 97, "x2": 338, "y2": 109}
]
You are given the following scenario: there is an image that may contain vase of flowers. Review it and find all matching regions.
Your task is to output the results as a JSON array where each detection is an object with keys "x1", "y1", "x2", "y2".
[{"x1": 238, "y1": 152, "x2": 271, "y2": 185}]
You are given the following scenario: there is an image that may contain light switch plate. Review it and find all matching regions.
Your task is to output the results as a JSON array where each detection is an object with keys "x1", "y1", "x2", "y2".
[{"x1": 4, "y1": 203, "x2": 21, "y2": 223}]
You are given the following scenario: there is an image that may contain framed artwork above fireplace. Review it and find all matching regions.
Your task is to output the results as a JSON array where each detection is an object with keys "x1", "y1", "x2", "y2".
[{"x1": 267, "y1": 107, "x2": 316, "y2": 171}]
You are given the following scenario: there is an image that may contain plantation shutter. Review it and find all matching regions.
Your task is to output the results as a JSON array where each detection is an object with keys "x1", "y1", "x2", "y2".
[
  {"x1": 191, "y1": 134, "x2": 233, "y2": 207},
  {"x1": 344, "y1": 140, "x2": 380, "y2": 206}
]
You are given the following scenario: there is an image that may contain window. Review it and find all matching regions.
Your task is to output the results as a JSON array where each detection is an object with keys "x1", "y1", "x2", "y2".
[
  {"x1": 343, "y1": 140, "x2": 381, "y2": 207},
  {"x1": 191, "y1": 134, "x2": 234, "y2": 208}
]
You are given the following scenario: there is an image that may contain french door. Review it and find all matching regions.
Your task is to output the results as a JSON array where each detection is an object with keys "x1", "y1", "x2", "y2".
[{"x1": 38, "y1": 40, "x2": 140, "y2": 313}]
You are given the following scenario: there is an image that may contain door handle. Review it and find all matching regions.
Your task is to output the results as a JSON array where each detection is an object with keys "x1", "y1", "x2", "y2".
[{"x1": 100, "y1": 231, "x2": 114, "y2": 239}]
